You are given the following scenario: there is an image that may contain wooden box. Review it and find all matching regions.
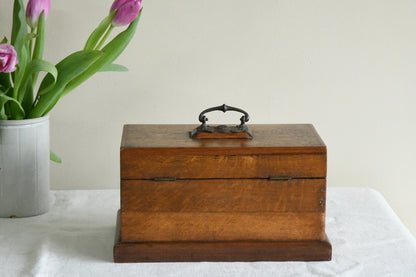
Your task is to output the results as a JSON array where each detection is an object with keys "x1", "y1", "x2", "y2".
[{"x1": 114, "y1": 124, "x2": 332, "y2": 262}]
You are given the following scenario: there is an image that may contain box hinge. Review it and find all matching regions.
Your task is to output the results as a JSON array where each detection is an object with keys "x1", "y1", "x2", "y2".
[
  {"x1": 268, "y1": 176, "x2": 292, "y2": 181},
  {"x1": 153, "y1": 177, "x2": 177, "y2": 182}
]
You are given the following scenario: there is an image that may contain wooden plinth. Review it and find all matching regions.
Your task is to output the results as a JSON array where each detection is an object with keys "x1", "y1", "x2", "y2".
[{"x1": 113, "y1": 211, "x2": 332, "y2": 263}]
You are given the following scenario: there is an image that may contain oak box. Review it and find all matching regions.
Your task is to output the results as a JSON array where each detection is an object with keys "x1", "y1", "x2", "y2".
[{"x1": 114, "y1": 113, "x2": 331, "y2": 262}]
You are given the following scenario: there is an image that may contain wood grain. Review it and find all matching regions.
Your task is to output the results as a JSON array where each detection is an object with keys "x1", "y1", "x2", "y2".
[
  {"x1": 116, "y1": 124, "x2": 331, "y2": 262},
  {"x1": 121, "y1": 153, "x2": 326, "y2": 179},
  {"x1": 114, "y1": 240, "x2": 332, "y2": 263},
  {"x1": 121, "y1": 124, "x2": 326, "y2": 179},
  {"x1": 113, "y1": 211, "x2": 332, "y2": 262},
  {"x1": 121, "y1": 178, "x2": 326, "y2": 212},
  {"x1": 121, "y1": 124, "x2": 326, "y2": 150},
  {"x1": 120, "y1": 211, "x2": 325, "y2": 242}
]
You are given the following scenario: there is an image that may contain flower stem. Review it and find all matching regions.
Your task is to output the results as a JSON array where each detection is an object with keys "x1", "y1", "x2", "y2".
[
  {"x1": 9, "y1": 72, "x2": 14, "y2": 88},
  {"x1": 29, "y1": 27, "x2": 36, "y2": 59},
  {"x1": 95, "y1": 25, "x2": 114, "y2": 50}
]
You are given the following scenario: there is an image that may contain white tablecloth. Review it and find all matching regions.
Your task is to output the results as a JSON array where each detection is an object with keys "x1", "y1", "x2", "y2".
[{"x1": 1, "y1": 188, "x2": 416, "y2": 277}]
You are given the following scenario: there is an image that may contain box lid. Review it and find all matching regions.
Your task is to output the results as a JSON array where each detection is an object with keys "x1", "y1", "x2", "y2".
[{"x1": 120, "y1": 124, "x2": 326, "y2": 179}]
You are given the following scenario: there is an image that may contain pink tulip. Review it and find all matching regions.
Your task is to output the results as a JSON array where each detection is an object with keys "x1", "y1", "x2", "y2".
[
  {"x1": 110, "y1": 0, "x2": 142, "y2": 27},
  {"x1": 0, "y1": 44, "x2": 18, "y2": 73},
  {"x1": 26, "y1": 0, "x2": 50, "y2": 28}
]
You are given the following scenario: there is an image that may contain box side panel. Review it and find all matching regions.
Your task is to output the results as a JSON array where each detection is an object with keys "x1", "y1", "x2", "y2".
[
  {"x1": 120, "y1": 151, "x2": 326, "y2": 179},
  {"x1": 120, "y1": 211, "x2": 325, "y2": 242},
  {"x1": 121, "y1": 179, "x2": 326, "y2": 213}
]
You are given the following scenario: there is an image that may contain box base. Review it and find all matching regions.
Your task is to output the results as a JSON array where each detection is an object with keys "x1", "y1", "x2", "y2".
[{"x1": 113, "y1": 210, "x2": 332, "y2": 263}]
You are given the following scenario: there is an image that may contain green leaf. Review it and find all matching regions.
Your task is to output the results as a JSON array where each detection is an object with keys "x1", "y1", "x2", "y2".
[
  {"x1": 17, "y1": 59, "x2": 58, "y2": 103},
  {"x1": 32, "y1": 12, "x2": 45, "y2": 62},
  {"x1": 0, "y1": 73, "x2": 11, "y2": 91},
  {"x1": 1, "y1": 36, "x2": 8, "y2": 44},
  {"x1": 21, "y1": 76, "x2": 34, "y2": 114},
  {"x1": 0, "y1": 107, "x2": 6, "y2": 120},
  {"x1": 9, "y1": 0, "x2": 28, "y2": 119},
  {"x1": 30, "y1": 13, "x2": 46, "y2": 92},
  {"x1": 29, "y1": 50, "x2": 103, "y2": 118},
  {"x1": 0, "y1": 90, "x2": 25, "y2": 119},
  {"x1": 0, "y1": 88, "x2": 9, "y2": 119},
  {"x1": 13, "y1": 44, "x2": 29, "y2": 98},
  {"x1": 50, "y1": 150, "x2": 62, "y2": 163},
  {"x1": 98, "y1": 63, "x2": 128, "y2": 72},
  {"x1": 11, "y1": 0, "x2": 28, "y2": 64},
  {"x1": 64, "y1": 10, "x2": 142, "y2": 96},
  {"x1": 11, "y1": 0, "x2": 28, "y2": 87},
  {"x1": 10, "y1": 44, "x2": 28, "y2": 119},
  {"x1": 84, "y1": 10, "x2": 116, "y2": 51},
  {"x1": 37, "y1": 50, "x2": 100, "y2": 96}
]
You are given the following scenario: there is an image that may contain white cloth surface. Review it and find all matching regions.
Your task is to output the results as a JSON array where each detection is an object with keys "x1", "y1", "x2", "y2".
[{"x1": 1, "y1": 187, "x2": 416, "y2": 277}]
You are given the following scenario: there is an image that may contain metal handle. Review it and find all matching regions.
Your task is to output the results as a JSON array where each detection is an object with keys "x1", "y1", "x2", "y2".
[
  {"x1": 198, "y1": 104, "x2": 250, "y2": 127},
  {"x1": 190, "y1": 104, "x2": 253, "y2": 139}
]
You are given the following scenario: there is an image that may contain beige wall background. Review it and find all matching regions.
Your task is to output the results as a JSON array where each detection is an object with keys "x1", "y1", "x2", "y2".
[{"x1": 1, "y1": 0, "x2": 416, "y2": 237}]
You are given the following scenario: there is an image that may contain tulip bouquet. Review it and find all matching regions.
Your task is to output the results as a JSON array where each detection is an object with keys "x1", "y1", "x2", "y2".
[{"x1": 0, "y1": 0, "x2": 143, "y2": 120}]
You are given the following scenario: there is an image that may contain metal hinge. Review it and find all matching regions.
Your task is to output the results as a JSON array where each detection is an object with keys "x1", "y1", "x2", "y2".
[
  {"x1": 153, "y1": 177, "x2": 177, "y2": 182},
  {"x1": 268, "y1": 176, "x2": 292, "y2": 181}
]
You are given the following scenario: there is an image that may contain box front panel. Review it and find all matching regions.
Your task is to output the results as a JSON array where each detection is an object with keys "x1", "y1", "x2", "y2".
[
  {"x1": 119, "y1": 124, "x2": 328, "y2": 244},
  {"x1": 121, "y1": 179, "x2": 326, "y2": 213},
  {"x1": 120, "y1": 211, "x2": 325, "y2": 242},
  {"x1": 121, "y1": 152, "x2": 326, "y2": 179}
]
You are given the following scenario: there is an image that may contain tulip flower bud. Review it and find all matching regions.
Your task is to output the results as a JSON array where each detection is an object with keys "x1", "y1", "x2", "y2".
[
  {"x1": 0, "y1": 44, "x2": 18, "y2": 73},
  {"x1": 110, "y1": 0, "x2": 142, "y2": 27},
  {"x1": 26, "y1": 0, "x2": 50, "y2": 28}
]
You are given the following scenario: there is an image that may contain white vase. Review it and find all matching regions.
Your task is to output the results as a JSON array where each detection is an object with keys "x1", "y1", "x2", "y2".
[{"x1": 0, "y1": 116, "x2": 50, "y2": 217}]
